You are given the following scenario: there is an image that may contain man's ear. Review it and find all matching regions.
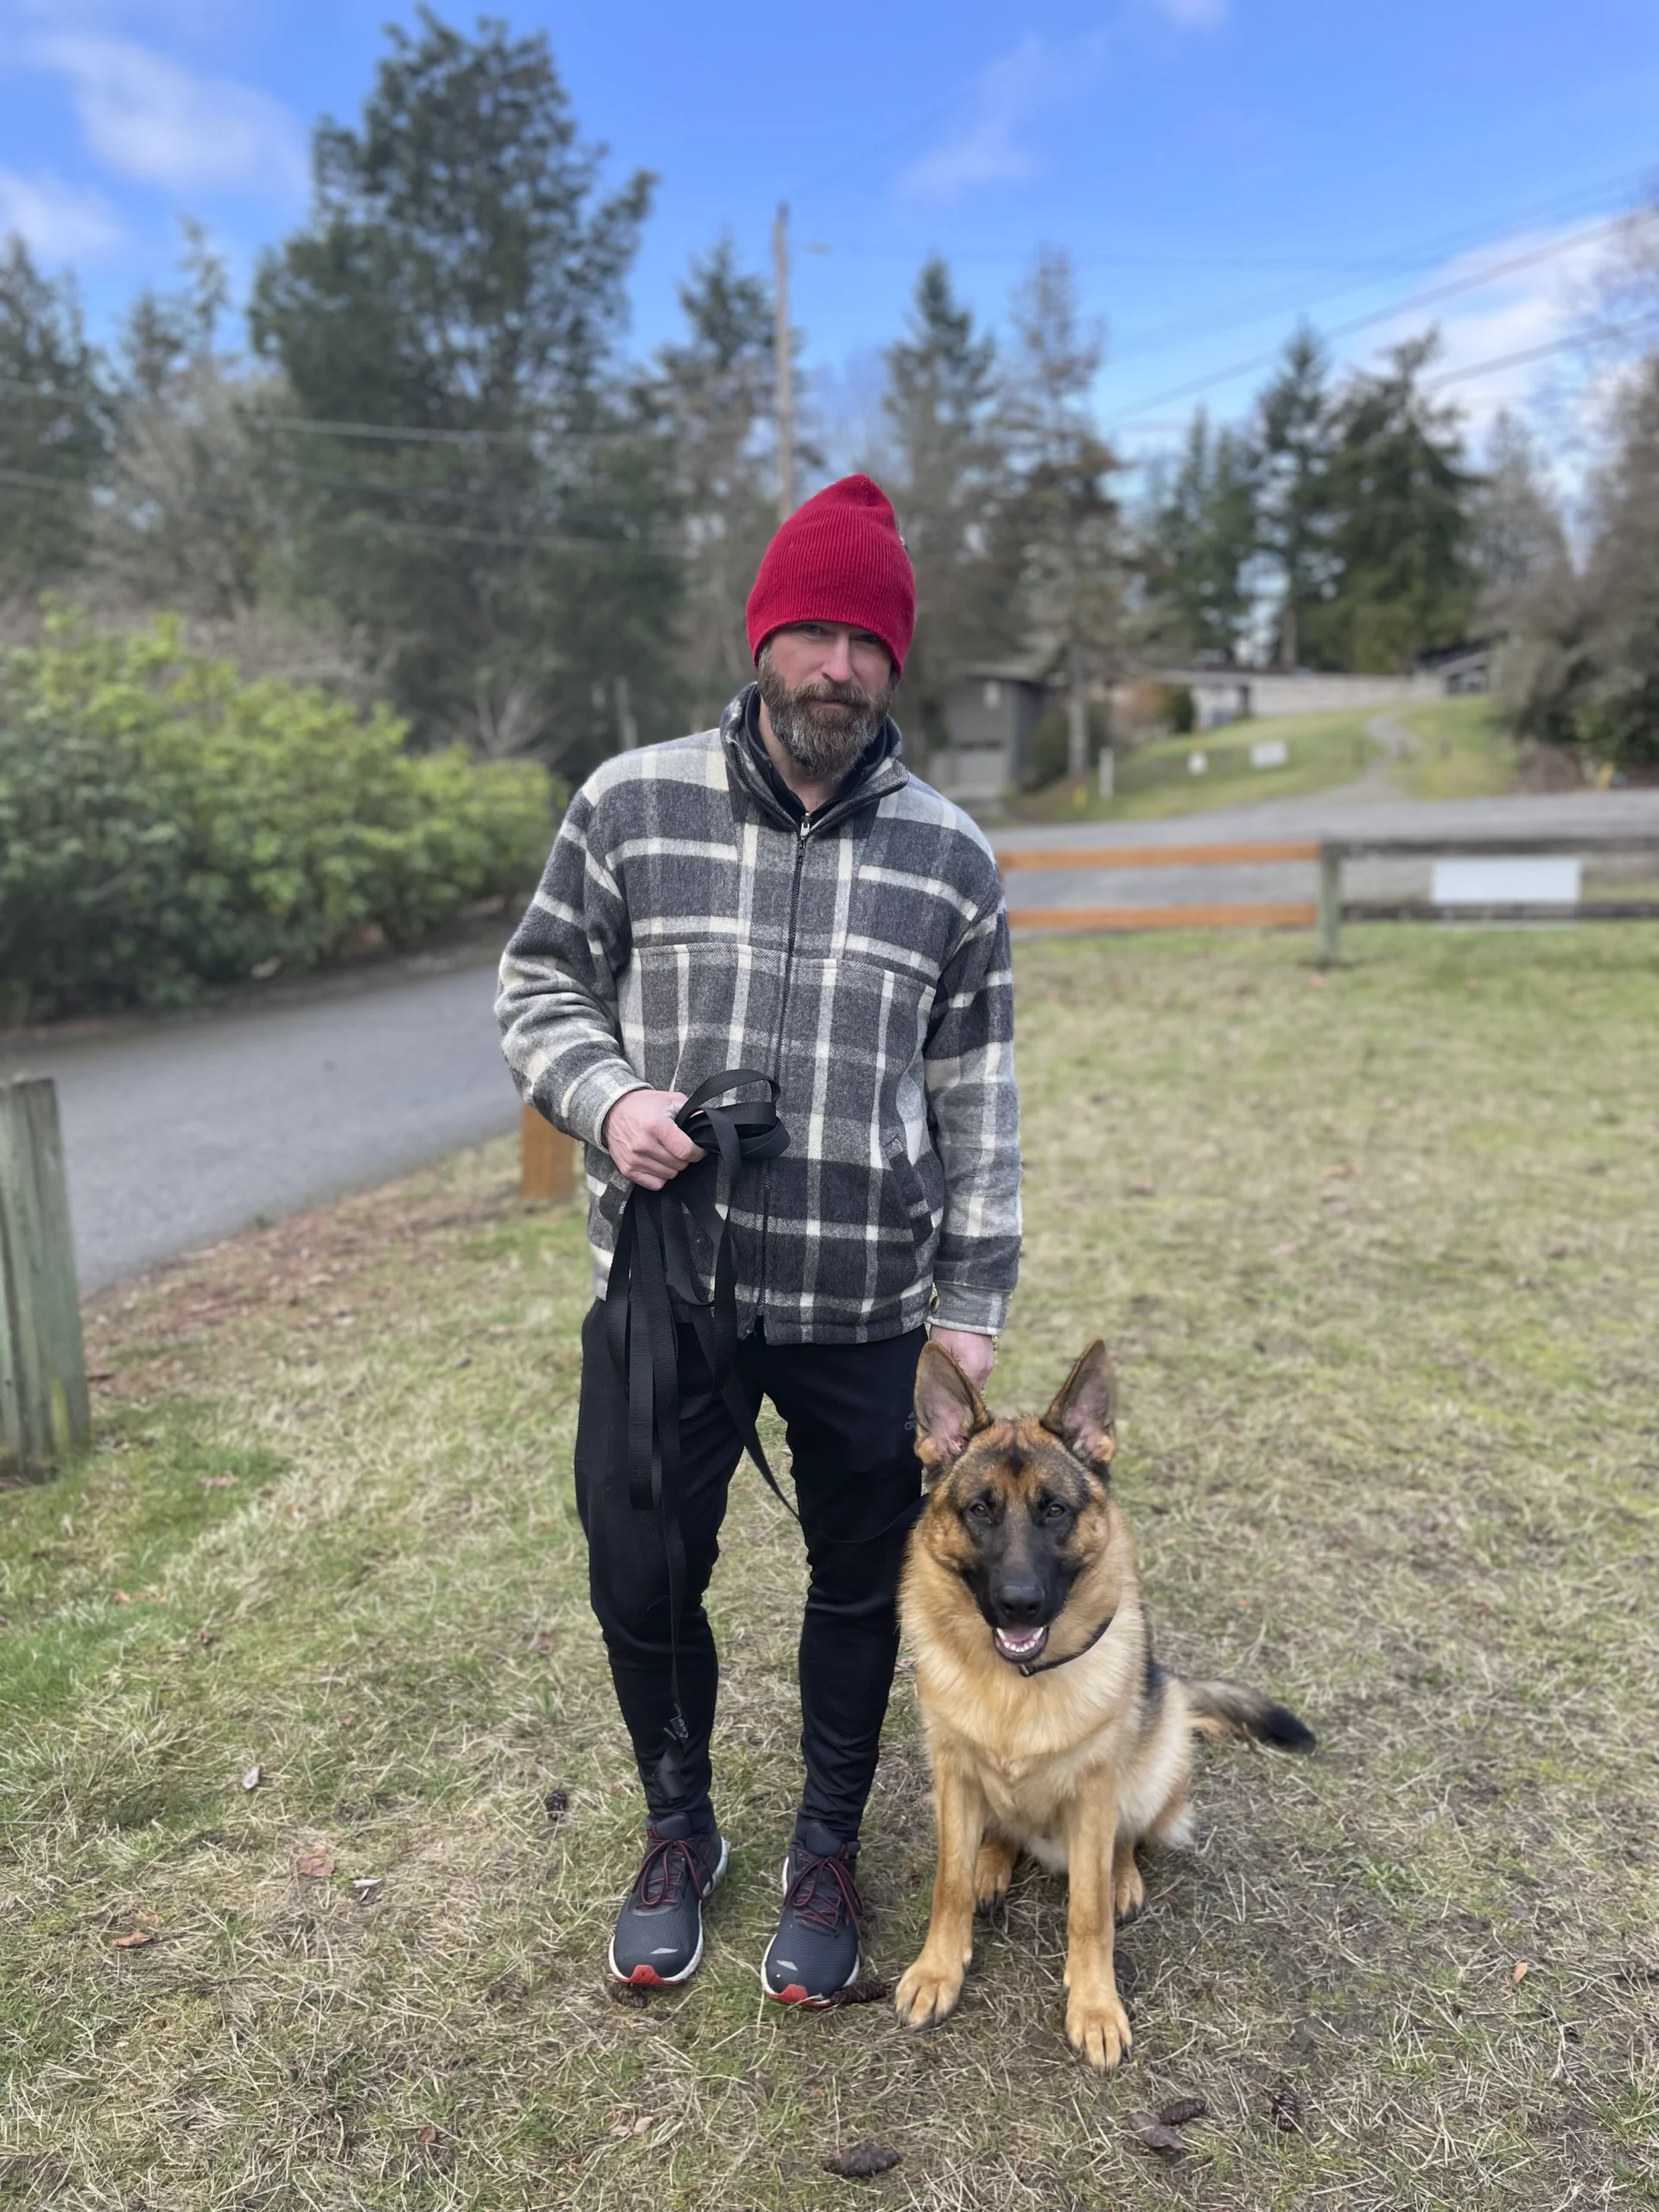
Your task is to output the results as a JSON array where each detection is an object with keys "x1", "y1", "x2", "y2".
[
  {"x1": 914, "y1": 1341, "x2": 991, "y2": 1479},
  {"x1": 1040, "y1": 1341, "x2": 1117, "y2": 1473}
]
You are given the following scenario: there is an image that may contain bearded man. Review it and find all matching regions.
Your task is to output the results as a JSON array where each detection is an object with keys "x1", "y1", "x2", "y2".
[{"x1": 498, "y1": 474, "x2": 1020, "y2": 2004}]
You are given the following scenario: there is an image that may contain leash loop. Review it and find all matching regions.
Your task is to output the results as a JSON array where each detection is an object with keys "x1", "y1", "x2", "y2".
[{"x1": 602, "y1": 1070, "x2": 794, "y2": 1763}]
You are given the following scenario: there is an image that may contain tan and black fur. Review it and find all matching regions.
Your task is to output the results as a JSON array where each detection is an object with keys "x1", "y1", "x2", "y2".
[{"x1": 893, "y1": 1340, "x2": 1313, "y2": 2069}]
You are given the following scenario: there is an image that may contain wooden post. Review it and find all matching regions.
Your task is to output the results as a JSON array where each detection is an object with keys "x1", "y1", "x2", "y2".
[
  {"x1": 520, "y1": 1103, "x2": 576, "y2": 1205},
  {"x1": 0, "y1": 1076, "x2": 90, "y2": 1476},
  {"x1": 1316, "y1": 843, "x2": 1344, "y2": 969}
]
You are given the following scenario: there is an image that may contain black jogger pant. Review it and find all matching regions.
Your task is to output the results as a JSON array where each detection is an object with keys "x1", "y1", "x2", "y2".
[{"x1": 573, "y1": 1301, "x2": 925, "y2": 1842}]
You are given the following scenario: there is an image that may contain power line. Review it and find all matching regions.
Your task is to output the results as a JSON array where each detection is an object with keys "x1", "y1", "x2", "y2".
[
  {"x1": 1102, "y1": 217, "x2": 1645, "y2": 428},
  {"x1": 1422, "y1": 311, "x2": 1659, "y2": 390}
]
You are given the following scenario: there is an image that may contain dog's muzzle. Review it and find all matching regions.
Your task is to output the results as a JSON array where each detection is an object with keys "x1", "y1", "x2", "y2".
[{"x1": 993, "y1": 1624, "x2": 1049, "y2": 1664}]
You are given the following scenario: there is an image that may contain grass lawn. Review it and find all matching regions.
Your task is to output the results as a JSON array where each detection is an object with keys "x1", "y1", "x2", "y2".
[
  {"x1": 994, "y1": 708, "x2": 1382, "y2": 825},
  {"x1": 1391, "y1": 698, "x2": 1521, "y2": 802},
  {"x1": 3, "y1": 925, "x2": 1658, "y2": 2209}
]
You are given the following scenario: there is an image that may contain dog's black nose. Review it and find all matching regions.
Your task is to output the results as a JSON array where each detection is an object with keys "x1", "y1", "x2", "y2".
[{"x1": 993, "y1": 1579, "x2": 1046, "y2": 1624}]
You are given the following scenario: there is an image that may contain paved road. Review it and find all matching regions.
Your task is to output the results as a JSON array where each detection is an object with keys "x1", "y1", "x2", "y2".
[
  {"x1": 8, "y1": 770, "x2": 1658, "y2": 1295},
  {"x1": 1, "y1": 957, "x2": 515, "y2": 1293}
]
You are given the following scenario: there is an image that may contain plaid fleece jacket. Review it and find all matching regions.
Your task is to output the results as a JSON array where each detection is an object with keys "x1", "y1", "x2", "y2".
[{"x1": 496, "y1": 687, "x2": 1020, "y2": 1345}]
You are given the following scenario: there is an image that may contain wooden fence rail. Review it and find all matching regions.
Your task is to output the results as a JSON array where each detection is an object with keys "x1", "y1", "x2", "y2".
[{"x1": 995, "y1": 832, "x2": 1659, "y2": 968}]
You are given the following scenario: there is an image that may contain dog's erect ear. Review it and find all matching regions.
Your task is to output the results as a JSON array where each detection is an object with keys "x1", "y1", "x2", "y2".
[
  {"x1": 913, "y1": 1341, "x2": 991, "y2": 1478},
  {"x1": 1040, "y1": 1340, "x2": 1117, "y2": 1472}
]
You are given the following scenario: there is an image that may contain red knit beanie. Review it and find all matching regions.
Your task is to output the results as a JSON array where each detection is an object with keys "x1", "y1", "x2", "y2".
[{"x1": 746, "y1": 474, "x2": 916, "y2": 677}]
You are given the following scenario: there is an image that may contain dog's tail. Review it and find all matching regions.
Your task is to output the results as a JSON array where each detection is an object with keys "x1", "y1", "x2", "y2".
[{"x1": 1185, "y1": 1678, "x2": 1316, "y2": 1754}]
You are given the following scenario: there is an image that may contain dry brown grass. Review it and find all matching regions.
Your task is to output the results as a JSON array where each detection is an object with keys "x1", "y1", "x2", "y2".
[{"x1": 3, "y1": 923, "x2": 1657, "y2": 2209}]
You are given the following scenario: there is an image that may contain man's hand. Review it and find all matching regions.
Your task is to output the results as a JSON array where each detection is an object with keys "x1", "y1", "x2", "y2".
[
  {"x1": 930, "y1": 1326, "x2": 996, "y2": 1394},
  {"x1": 601, "y1": 1089, "x2": 706, "y2": 1190}
]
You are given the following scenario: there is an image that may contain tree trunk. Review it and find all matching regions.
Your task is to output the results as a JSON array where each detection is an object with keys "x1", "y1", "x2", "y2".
[{"x1": 1066, "y1": 645, "x2": 1090, "y2": 780}]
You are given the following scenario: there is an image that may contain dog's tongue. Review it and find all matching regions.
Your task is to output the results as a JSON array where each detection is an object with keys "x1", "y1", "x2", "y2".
[{"x1": 995, "y1": 1625, "x2": 1048, "y2": 1662}]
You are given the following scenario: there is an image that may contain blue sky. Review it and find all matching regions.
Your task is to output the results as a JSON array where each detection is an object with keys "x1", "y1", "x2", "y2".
[{"x1": 3, "y1": 0, "x2": 1657, "y2": 480}]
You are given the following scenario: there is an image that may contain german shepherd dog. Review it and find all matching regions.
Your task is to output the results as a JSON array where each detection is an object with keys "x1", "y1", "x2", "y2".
[{"x1": 894, "y1": 1340, "x2": 1314, "y2": 2069}]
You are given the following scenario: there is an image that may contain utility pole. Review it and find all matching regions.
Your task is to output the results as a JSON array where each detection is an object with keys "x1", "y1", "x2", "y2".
[{"x1": 772, "y1": 201, "x2": 795, "y2": 522}]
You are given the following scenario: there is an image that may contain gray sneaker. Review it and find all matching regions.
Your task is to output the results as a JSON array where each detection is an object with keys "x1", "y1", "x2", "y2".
[
  {"x1": 607, "y1": 1815, "x2": 728, "y2": 1988},
  {"x1": 760, "y1": 1820, "x2": 864, "y2": 2005}
]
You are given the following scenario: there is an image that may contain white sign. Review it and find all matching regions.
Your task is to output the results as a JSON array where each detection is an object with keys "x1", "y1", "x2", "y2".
[
  {"x1": 1249, "y1": 738, "x2": 1289, "y2": 769},
  {"x1": 1432, "y1": 857, "x2": 1581, "y2": 906},
  {"x1": 1187, "y1": 750, "x2": 1208, "y2": 776}
]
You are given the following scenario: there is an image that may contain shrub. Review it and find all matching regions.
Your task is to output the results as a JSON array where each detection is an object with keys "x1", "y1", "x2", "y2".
[{"x1": 0, "y1": 608, "x2": 558, "y2": 1020}]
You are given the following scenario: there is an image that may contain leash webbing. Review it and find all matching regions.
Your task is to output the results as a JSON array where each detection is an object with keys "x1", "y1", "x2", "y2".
[{"x1": 603, "y1": 1070, "x2": 793, "y2": 1772}]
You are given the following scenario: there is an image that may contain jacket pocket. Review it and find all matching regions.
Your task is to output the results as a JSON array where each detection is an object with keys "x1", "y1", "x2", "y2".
[{"x1": 884, "y1": 1131, "x2": 940, "y2": 1250}]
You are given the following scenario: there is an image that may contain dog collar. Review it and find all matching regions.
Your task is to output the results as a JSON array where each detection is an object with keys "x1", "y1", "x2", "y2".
[{"x1": 1016, "y1": 1611, "x2": 1115, "y2": 1677}]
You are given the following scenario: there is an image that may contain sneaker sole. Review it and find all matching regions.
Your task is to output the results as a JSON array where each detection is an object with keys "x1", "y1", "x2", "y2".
[
  {"x1": 607, "y1": 1835, "x2": 729, "y2": 1988},
  {"x1": 760, "y1": 1850, "x2": 862, "y2": 2006}
]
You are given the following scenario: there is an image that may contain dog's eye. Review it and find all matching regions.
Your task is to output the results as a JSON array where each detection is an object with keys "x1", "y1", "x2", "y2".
[
  {"x1": 1040, "y1": 1499, "x2": 1071, "y2": 1523},
  {"x1": 965, "y1": 1497, "x2": 995, "y2": 1523}
]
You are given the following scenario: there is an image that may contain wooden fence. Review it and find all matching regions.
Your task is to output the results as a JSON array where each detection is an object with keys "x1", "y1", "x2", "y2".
[{"x1": 996, "y1": 833, "x2": 1659, "y2": 967}]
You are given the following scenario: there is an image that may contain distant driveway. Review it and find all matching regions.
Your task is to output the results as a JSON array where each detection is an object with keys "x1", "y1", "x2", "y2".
[{"x1": 1, "y1": 956, "x2": 515, "y2": 1293}]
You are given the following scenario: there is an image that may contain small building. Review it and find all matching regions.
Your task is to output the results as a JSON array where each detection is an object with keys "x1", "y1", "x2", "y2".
[{"x1": 932, "y1": 667, "x2": 1050, "y2": 802}]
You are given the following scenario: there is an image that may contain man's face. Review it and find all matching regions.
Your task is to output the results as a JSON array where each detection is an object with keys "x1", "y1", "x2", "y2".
[{"x1": 757, "y1": 622, "x2": 897, "y2": 784}]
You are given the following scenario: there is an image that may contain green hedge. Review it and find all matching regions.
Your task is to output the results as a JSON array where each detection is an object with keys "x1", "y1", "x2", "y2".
[{"x1": 0, "y1": 610, "x2": 559, "y2": 1020}]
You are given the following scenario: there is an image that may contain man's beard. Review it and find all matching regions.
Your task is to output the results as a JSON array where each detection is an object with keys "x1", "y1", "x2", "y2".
[{"x1": 757, "y1": 651, "x2": 895, "y2": 784}]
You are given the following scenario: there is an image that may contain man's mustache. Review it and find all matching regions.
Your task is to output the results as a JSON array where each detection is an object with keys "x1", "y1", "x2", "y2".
[{"x1": 790, "y1": 678, "x2": 880, "y2": 712}]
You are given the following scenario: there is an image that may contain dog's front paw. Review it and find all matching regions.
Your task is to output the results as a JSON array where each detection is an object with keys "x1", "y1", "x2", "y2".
[
  {"x1": 1065, "y1": 1985, "x2": 1133, "y2": 2070},
  {"x1": 894, "y1": 1954, "x2": 966, "y2": 2031}
]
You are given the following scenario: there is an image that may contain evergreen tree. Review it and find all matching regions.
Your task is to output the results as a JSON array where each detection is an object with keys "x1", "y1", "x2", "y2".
[
  {"x1": 1141, "y1": 405, "x2": 1258, "y2": 663},
  {"x1": 1469, "y1": 409, "x2": 1569, "y2": 632},
  {"x1": 1255, "y1": 327, "x2": 1335, "y2": 669},
  {"x1": 1506, "y1": 353, "x2": 1659, "y2": 769},
  {"x1": 96, "y1": 224, "x2": 273, "y2": 620},
  {"x1": 1001, "y1": 250, "x2": 1123, "y2": 778},
  {"x1": 249, "y1": 9, "x2": 677, "y2": 766},
  {"x1": 0, "y1": 238, "x2": 111, "y2": 602},
  {"x1": 652, "y1": 237, "x2": 777, "y2": 730},
  {"x1": 1305, "y1": 333, "x2": 1477, "y2": 672},
  {"x1": 881, "y1": 257, "x2": 1019, "y2": 757}
]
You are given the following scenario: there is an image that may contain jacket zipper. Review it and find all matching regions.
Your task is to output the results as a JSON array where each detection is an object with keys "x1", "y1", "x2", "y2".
[{"x1": 754, "y1": 811, "x2": 812, "y2": 1320}]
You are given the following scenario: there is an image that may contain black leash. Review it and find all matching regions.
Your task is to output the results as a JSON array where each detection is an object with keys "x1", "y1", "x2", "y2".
[{"x1": 603, "y1": 1070, "x2": 793, "y2": 1770}]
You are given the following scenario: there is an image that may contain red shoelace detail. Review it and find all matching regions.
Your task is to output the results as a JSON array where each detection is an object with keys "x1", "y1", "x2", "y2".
[
  {"x1": 632, "y1": 1834, "x2": 714, "y2": 1911},
  {"x1": 784, "y1": 1847, "x2": 863, "y2": 1935}
]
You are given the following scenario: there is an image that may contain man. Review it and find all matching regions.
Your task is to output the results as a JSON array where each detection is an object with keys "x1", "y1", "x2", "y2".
[{"x1": 497, "y1": 474, "x2": 1020, "y2": 2004}]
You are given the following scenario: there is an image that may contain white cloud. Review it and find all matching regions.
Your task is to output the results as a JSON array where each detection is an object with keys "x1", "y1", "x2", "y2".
[
  {"x1": 899, "y1": 32, "x2": 1109, "y2": 203},
  {"x1": 35, "y1": 34, "x2": 307, "y2": 196},
  {"x1": 1156, "y1": 0, "x2": 1229, "y2": 24},
  {"x1": 1357, "y1": 220, "x2": 1622, "y2": 432},
  {"x1": 0, "y1": 167, "x2": 121, "y2": 257}
]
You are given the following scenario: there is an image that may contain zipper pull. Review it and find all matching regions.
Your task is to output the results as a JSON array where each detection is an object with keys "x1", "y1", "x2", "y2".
[{"x1": 799, "y1": 814, "x2": 811, "y2": 842}]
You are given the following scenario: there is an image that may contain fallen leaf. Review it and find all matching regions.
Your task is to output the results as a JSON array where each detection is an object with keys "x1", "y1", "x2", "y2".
[
  {"x1": 1158, "y1": 2096, "x2": 1208, "y2": 2127},
  {"x1": 1323, "y1": 1162, "x2": 1357, "y2": 1180},
  {"x1": 543, "y1": 1789, "x2": 569, "y2": 1824},
  {"x1": 1270, "y1": 1241, "x2": 1298, "y2": 1258},
  {"x1": 112, "y1": 1591, "x2": 134, "y2": 1605},
  {"x1": 529, "y1": 1630, "x2": 556, "y2": 1654},
  {"x1": 200, "y1": 1475, "x2": 238, "y2": 1491},
  {"x1": 822, "y1": 1976, "x2": 891, "y2": 2009},
  {"x1": 1268, "y1": 2082, "x2": 1304, "y2": 2136},
  {"x1": 240, "y1": 1764, "x2": 263, "y2": 1792},
  {"x1": 295, "y1": 1850, "x2": 335, "y2": 1880},
  {"x1": 109, "y1": 1928, "x2": 156, "y2": 1949},
  {"x1": 823, "y1": 2143, "x2": 902, "y2": 2179},
  {"x1": 1513, "y1": 1960, "x2": 1530, "y2": 1984},
  {"x1": 632, "y1": 2116, "x2": 651, "y2": 2136},
  {"x1": 351, "y1": 1876, "x2": 384, "y2": 1904},
  {"x1": 1125, "y1": 2111, "x2": 1188, "y2": 2162}
]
